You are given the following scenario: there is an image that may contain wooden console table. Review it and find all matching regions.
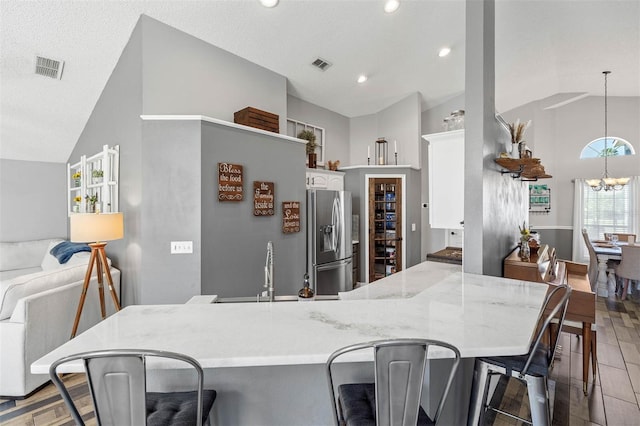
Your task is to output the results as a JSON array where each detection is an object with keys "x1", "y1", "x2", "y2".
[{"x1": 504, "y1": 245, "x2": 595, "y2": 394}]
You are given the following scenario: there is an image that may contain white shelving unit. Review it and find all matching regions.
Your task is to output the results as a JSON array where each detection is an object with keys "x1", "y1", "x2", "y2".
[{"x1": 67, "y1": 145, "x2": 119, "y2": 215}]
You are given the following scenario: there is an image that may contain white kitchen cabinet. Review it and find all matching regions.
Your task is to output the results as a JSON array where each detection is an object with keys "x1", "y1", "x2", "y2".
[
  {"x1": 422, "y1": 130, "x2": 464, "y2": 229},
  {"x1": 306, "y1": 169, "x2": 344, "y2": 190},
  {"x1": 67, "y1": 145, "x2": 119, "y2": 215}
]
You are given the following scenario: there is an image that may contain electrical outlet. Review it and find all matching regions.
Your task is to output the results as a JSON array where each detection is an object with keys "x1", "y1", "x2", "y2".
[
  {"x1": 411, "y1": 223, "x2": 416, "y2": 232},
  {"x1": 171, "y1": 241, "x2": 193, "y2": 254}
]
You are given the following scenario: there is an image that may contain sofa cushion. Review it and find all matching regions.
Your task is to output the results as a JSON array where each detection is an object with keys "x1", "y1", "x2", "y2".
[
  {"x1": 0, "y1": 239, "x2": 61, "y2": 271},
  {"x1": 0, "y1": 263, "x2": 89, "y2": 320},
  {"x1": 0, "y1": 267, "x2": 42, "y2": 282}
]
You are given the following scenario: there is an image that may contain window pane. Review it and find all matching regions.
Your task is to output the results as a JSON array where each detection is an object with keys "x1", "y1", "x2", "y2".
[
  {"x1": 580, "y1": 137, "x2": 636, "y2": 159},
  {"x1": 582, "y1": 184, "x2": 631, "y2": 241}
]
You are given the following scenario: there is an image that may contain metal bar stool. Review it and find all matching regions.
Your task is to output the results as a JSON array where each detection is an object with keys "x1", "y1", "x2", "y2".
[
  {"x1": 467, "y1": 284, "x2": 571, "y2": 426},
  {"x1": 326, "y1": 338, "x2": 461, "y2": 426},
  {"x1": 49, "y1": 349, "x2": 216, "y2": 426}
]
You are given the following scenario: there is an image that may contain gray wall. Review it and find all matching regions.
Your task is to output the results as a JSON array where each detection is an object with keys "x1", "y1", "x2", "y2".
[
  {"x1": 350, "y1": 93, "x2": 422, "y2": 169},
  {"x1": 287, "y1": 95, "x2": 350, "y2": 166},
  {"x1": 0, "y1": 159, "x2": 67, "y2": 241},
  {"x1": 377, "y1": 93, "x2": 422, "y2": 168},
  {"x1": 465, "y1": 0, "x2": 527, "y2": 277},
  {"x1": 140, "y1": 120, "x2": 202, "y2": 304},
  {"x1": 70, "y1": 18, "x2": 144, "y2": 305},
  {"x1": 201, "y1": 121, "x2": 307, "y2": 298},
  {"x1": 143, "y1": 16, "x2": 287, "y2": 132},
  {"x1": 349, "y1": 115, "x2": 378, "y2": 166},
  {"x1": 69, "y1": 15, "x2": 291, "y2": 304}
]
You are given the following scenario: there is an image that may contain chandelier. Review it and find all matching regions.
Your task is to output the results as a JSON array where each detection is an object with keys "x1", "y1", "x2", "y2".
[{"x1": 586, "y1": 71, "x2": 630, "y2": 191}]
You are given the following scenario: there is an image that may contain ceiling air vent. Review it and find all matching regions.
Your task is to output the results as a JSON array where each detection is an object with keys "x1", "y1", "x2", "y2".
[
  {"x1": 35, "y1": 56, "x2": 64, "y2": 79},
  {"x1": 311, "y1": 57, "x2": 332, "y2": 71}
]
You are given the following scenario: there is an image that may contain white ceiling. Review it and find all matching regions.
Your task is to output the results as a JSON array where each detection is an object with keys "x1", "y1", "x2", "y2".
[{"x1": 1, "y1": 0, "x2": 638, "y2": 163}]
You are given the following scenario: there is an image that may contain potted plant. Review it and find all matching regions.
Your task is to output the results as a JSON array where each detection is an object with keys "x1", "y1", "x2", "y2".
[
  {"x1": 298, "y1": 130, "x2": 317, "y2": 168},
  {"x1": 86, "y1": 194, "x2": 99, "y2": 213},
  {"x1": 518, "y1": 221, "x2": 531, "y2": 260},
  {"x1": 72, "y1": 171, "x2": 81, "y2": 187},
  {"x1": 92, "y1": 169, "x2": 104, "y2": 184},
  {"x1": 73, "y1": 196, "x2": 82, "y2": 213}
]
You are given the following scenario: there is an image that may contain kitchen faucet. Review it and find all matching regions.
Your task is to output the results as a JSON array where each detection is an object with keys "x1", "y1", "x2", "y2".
[{"x1": 264, "y1": 241, "x2": 274, "y2": 302}]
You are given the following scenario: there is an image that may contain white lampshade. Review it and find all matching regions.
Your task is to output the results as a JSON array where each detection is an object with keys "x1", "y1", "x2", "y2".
[{"x1": 70, "y1": 213, "x2": 124, "y2": 243}]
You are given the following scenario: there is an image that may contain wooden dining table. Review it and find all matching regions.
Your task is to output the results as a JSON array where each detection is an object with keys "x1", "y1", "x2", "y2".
[{"x1": 592, "y1": 240, "x2": 624, "y2": 297}]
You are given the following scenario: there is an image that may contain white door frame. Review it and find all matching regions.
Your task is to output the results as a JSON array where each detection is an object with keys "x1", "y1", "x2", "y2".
[{"x1": 364, "y1": 173, "x2": 407, "y2": 283}]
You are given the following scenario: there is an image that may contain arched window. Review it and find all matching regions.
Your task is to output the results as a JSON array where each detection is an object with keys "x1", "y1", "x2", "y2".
[{"x1": 580, "y1": 137, "x2": 635, "y2": 159}]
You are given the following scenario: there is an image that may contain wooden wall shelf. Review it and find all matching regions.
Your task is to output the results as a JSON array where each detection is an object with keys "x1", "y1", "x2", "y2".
[{"x1": 495, "y1": 157, "x2": 552, "y2": 181}]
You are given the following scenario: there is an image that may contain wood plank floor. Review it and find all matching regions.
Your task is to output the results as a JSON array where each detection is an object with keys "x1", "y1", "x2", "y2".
[{"x1": 2, "y1": 279, "x2": 640, "y2": 425}]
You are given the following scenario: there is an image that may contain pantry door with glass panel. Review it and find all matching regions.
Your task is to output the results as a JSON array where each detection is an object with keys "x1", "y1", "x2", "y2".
[{"x1": 368, "y1": 177, "x2": 402, "y2": 283}]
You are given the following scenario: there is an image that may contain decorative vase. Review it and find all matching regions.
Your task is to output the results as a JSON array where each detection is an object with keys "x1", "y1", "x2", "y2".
[
  {"x1": 74, "y1": 179, "x2": 81, "y2": 187},
  {"x1": 520, "y1": 239, "x2": 531, "y2": 261},
  {"x1": 308, "y1": 153, "x2": 317, "y2": 169},
  {"x1": 511, "y1": 143, "x2": 519, "y2": 159},
  {"x1": 92, "y1": 177, "x2": 103, "y2": 184}
]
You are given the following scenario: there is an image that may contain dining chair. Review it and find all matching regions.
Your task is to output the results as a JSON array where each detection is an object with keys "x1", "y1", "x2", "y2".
[
  {"x1": 581, "y1": 229, "x2": 599, "y2": 290},
  {"x1": 616, "y1": 244, "x2": 640, "y2": 300},
  {"x1": 326, "y1": 338, "x2": 461, "y2": 426},
  {"x1": 583, "y1": 228, "x2": 618, "y2": 292},
  {"x1": 49, "y1": 349, "x2": 216, "y2": 426},
  {"x1": 467, "y1": 284, "x2": 571, "y2": 426}
]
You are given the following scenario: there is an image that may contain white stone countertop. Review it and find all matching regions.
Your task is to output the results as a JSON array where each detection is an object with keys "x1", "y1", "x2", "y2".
[{"x1": 33, "y1": 261, "x2": 548, "y2": 374}]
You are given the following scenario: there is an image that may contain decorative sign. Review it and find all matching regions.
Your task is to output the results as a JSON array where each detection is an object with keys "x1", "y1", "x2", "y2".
[
  {"x1": 529, "y1": 184, "x2": 551, "y2": 214},
  {"x1": 218, "y1": 163, "x2": 244, "y2": 201},
  {"x1": 253, "y1": 181, "x2": 275, "y2": 216},
  {"x1": 282, "y1": 201, "x2": 301, "y2": 233}
]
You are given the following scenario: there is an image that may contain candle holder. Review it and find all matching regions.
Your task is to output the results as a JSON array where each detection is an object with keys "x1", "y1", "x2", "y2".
[
  {"x1": 395, "y1": 152, "x2": 398, "y2": 165},
  {"x1": 376, "y1": 138, "x2": 388, "y2": 165}
]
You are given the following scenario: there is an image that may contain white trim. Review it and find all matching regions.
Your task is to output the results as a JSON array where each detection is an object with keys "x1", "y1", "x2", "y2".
[
  {"x1": 140, "y1": 114, "x2": 304, "y2": 145},
  {"x1": 529, "y1": 225, "x2": 573, "y2": 230},
  {"x1": 340, "y1": 165, "x2": 419, "y2": 171},
  {"x1": 364, "y1": 173, "x2": 407, "y2": 284}
]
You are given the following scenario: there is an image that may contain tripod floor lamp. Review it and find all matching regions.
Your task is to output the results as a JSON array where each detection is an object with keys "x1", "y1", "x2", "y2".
[{"x1": 69, "y1": 212, "x2": 123, "y2": 339}]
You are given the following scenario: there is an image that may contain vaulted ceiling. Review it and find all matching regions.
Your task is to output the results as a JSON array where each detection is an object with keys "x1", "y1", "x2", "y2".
[{"x1": 1, "y1": 0, "x2": 638, "y2": 163}]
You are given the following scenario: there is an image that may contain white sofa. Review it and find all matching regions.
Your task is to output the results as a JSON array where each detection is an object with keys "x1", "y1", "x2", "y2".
[{"x1": 0, "y1": 238, "x2": 120, "y2": 398}]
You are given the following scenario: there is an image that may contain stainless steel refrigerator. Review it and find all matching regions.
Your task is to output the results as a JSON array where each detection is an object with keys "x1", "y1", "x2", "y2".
[{"x1": 307, "y1": 189, "x2": 353, "y2": 295}]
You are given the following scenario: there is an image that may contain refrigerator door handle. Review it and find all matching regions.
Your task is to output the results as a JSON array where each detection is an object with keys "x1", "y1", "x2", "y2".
[
  {"x1": 316, "y1": 257, "x2": 352, "y2": 272},
  {"x1": 332, "y1": 195, "x2": 341, "y2": 252}
]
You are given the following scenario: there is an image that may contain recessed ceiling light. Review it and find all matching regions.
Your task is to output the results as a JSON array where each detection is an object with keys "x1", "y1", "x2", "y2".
[
  {"x1": 357, "y1": 75, "x2": 368, "y2": 84},
  {"x1": 438, "y1": 47, "x2": 451, "y2": 57},
  {"x1": 259, "y1": 0, "x2": 279, "y2": 8},
  {"x1": 384, "y1": 0, "x2": 400, "y2": 13}
]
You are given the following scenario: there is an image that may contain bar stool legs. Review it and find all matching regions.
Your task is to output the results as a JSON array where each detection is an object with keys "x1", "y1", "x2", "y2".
[{"x1": 467, "y1": 359, "x2": 552, "y2": 426}]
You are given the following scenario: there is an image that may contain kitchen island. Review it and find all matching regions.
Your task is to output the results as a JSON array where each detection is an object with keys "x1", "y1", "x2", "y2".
[{"x1": 34, "y1": 261, "x2": 548, "y2": 425}]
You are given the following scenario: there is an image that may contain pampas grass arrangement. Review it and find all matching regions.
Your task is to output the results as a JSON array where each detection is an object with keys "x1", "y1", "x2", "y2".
[{"x1": 509, "y1": 119, "x2": 531, "y2": 144}]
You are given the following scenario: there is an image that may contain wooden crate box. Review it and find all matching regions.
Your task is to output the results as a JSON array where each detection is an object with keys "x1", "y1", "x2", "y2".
[{"x1": 234, "y1": 107, "x2": 279, "y2": 133}]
